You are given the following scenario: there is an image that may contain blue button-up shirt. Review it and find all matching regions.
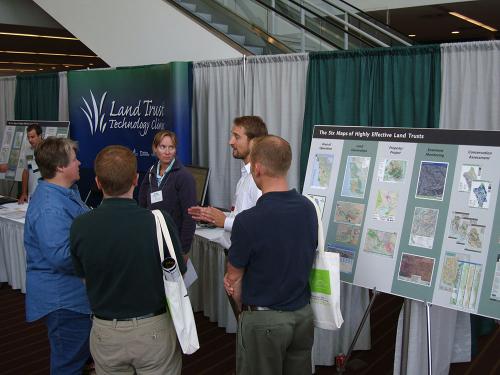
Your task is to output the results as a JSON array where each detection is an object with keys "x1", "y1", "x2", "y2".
[{"x1": 24, "y1": 180, "x2": 91, "y2": 321}]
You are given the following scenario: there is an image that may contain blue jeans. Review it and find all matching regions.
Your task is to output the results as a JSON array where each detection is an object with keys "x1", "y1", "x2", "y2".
[{"x1": 45, "y1": 309, "x2": 91, "y2": 375}]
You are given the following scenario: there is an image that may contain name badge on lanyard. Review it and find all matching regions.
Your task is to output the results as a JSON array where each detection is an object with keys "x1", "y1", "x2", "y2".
[{"x1": 150, "y1": 190, "x2": 163, "y2": 204}]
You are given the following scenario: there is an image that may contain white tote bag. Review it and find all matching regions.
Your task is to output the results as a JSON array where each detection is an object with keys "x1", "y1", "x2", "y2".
[
  {"x1": 152, "y1": 210, "x2": 200, "y2": 354},
  {"x1": 306, "y1": 196, "x2": 344, "y2": 330}
]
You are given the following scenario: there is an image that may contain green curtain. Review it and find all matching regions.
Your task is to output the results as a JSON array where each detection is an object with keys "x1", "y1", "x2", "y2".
[
  {"x1": 15, "y1": 73, "x2": 59, "y2": 120},
  {"x1": 299, "y1": 45, "x2": 441, "y2": 188}
]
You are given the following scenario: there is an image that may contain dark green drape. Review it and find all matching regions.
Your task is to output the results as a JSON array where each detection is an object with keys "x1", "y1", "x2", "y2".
[
  {"x1": 300, "y1": 45, "x2": 441, "y2": 188},
  {"x1": 15, "y1": 73, "x2": 59, "y2": 120}
]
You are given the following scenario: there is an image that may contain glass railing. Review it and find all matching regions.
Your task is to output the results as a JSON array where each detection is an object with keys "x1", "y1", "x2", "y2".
[
  {"x1": 171, "y1": 0, "x2": 411, "y2": 54},
  {"x1": 173, "y1": 0, "x2": 340, "y2": 53},
  {"x1": 262, "y1": 0, "x2": 373, "y2": 50},
  {"x1": 299, "y1": 0, "x2": 412, "y2": 47}
]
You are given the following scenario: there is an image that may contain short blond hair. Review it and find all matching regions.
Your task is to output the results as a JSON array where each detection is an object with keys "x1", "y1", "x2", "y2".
[
  {"x1": 250, "y1": 135, "x2": 291, "y2": 177},
  {"x1": 95, "y1": 146, "x2": 137, "y2": 196}
]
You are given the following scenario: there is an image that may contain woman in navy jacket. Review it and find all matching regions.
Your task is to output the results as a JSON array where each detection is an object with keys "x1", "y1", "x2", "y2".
[{"x1": 139, "y1": 130, "x2": 197, "y2": 255}]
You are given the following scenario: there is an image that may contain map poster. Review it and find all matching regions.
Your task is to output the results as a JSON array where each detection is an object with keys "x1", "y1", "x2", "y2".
[
  {"x1": 468, "y1": 180, "x2": 492, "y2": 209},
  {"x1": 341, "y1": 156, "x2": 371, "y2": 198},
  {"x1": 303, "y1": 125, "x2": 500, "y2": 320},
  {"x1": 465, "y1": 224, "x2": 486, "y2": 253},
  {"x1": 378, "y1": 159, "x2": 407, "y2": 183},
  {"x1": 456, "y1": 217, "x2": 478, "y2": 245},
  {"x1": 440, "y1": 252, "x2": 470, "y2": 292},
  {"x1": 334, "y1": 201, "x2": 365, "y2": 226},
  {"x1": 310, "y1": 153, "x2": 334, "y2": 189},
  {"x1": 450, "y1": 261, "x2": 482, "y2": 310},
  {"x1": 448, "y1": 211, "x2": 470, "y2": 239},
  {"x1": 335, "y1": 224, "x2": 361, "y2": 246},
  {"x1": 459, "y1": 164, "x2": 481, "y2": 192},
  {"x1": 363, "y1": 228, "x2": 397, "y2": 258},
  {"x1": 398, "y1": 253, "x2": 435, "y2": 287},
  {"x1": 415, "y1": 161, "x2": 449, "y2": 201},
  {"x1": 409, "y1": 207, "x2": 439, "y2": 249},
  {"x1": 373, "y1": 189, "x2": 398, "y2": 222}
]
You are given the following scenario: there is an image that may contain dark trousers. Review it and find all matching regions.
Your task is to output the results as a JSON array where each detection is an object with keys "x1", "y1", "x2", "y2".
[
  {"x1": 236, "y1": 304, "x2": 314, "y2": 375},
  {"x1": 45, "y1": 309, "x2": 91, "y2": 375}
]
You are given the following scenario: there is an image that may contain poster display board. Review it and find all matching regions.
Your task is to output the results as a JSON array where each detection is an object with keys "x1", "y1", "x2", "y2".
[
  {"x1": 0, "y1": 120, "x2": 69, "y2": 181},
  {"x1": 303, "y1": 126, "x2": 500, "y2": 320}
]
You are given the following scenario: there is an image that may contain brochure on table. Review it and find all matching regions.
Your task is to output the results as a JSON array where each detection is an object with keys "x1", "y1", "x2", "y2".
[
  {"x1": 303, "y1": 125, "x2": 500, "y2": 320},
  {"x1": 0, "y1": 120, "x2": 70, "y2": 181}
]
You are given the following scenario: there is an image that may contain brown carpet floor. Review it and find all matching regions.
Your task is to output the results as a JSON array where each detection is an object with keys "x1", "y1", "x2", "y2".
[{"x1": 0, "y1": 284, "x2": 498, "y2": 374}]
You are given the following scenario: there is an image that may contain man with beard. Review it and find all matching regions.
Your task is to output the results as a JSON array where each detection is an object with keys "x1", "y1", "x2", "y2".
[{"x1": 188, "y1": 116, "x2": 268, "y2": 237}]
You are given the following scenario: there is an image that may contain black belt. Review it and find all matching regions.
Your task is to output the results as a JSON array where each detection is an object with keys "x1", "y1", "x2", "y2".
[
  {"x1": 94, "y1": 307, "x2": 166, "y2": 321},
  {"x1": 241, "y1": 304, "x2": 273, "y2": 312}
]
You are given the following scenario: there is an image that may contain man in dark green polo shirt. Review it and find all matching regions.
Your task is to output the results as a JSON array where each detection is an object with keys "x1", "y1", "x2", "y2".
[{"x1": 70, "y1": 145, "x2": 186, "y2": 375}]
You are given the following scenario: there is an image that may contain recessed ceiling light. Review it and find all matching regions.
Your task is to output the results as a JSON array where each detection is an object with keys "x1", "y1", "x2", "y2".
[
  {"x1": 449, "y1": 12, "x2": 497, "y2": 32},
  {"x1": 0, "y1": 50, "x2": 98, "y2": 58},
  {"x1": 0, "y1": 32, "x2": 78, "y2": 41},
  {"x1": 408, "y1": 34, "x2": 416, "y2": 37},
  {"x1": 451, "y1": 31, "x2": 460, "y2": 34},
  {"x1": 0, "y1": 61, "x2": 84, "y2": 67}
]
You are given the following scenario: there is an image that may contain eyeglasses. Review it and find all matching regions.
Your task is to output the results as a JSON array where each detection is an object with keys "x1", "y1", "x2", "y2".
[{"x1": 157, "y1": 145, "x2": 175, "y2": 152}]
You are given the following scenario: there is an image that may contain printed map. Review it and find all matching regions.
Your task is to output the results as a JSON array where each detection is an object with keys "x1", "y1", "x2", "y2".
[
  {"x1": 310, "y1": 154, "x2": 334, "y2": 189},
  {"x1": 416, "y1": 161, "x2": 449, "y2": 201},
  {"x1": 341, "y1": 156, "x2": 371, "y2": 198},
  {"x1": 440, "y1": 252, "x2": 470, "y2": 292},
  {"x1": 373, "y1": 190, "x2": 398, "y2": 222},
  {"x1": 409, "y1": 207, "x2": 439, "y2": 249},
  {"x1": 459, "y1": 165, "x2": 481, "y2": 192},
  {"x1": 381, "y1": 159, "x2": 407, "y2": 183},
  {"x1": 469, "y1": 181, "x2": 491, "y2": 209},
  {"x1": 363, "y1": 228, "x2": 397, "y2": 257},
  {"x1": 450, "y1": 261, "x2": 482, "y2": 310},
  {"x1": 398, "y1": 253, "x2": 435, "y2": 287},
  {"x1": 334, "y1": 201, "x2": 365, "y2": 226},
  {"x1": 335, "y1": 224, "x2": 361, "y2": 246},
  {"x1": 466, "y1": 224, "x2": 485, "y2": 252}
]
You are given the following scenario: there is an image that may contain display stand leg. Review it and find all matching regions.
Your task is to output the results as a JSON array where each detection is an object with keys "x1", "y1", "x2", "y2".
[
  {"x1": 425, "y1": 302, "x2": 432, "y2": 375},
  {"x1": 400, "y1": 298, "x2": 412, "y2": 375},
  {"x1": 335, "y1": 288, "x2": 378, "y2": 373}
]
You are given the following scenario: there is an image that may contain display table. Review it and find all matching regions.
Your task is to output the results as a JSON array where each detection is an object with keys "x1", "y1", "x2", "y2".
[{"x1": 0, "y1": 202, "x2": 27, "y2": 292}]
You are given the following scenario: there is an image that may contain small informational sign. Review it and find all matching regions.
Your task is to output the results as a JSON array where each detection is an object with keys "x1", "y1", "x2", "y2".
[{"x1": 0, "y1": 120, "x2": 69, "y2": 181}]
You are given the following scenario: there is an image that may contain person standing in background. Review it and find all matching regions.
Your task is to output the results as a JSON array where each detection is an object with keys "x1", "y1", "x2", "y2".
[
  {"x1": 18, "y1": 124, "x2": 43, "y2": 203},
  {"x1": 24, "y1": 137, "x2": 91, "y2": 375},
  {"x1": 188, "y1": 116, "x2": 268, "y2": 241},
  {"x1": 139, "y1": 130, "x2": 197, "y2": 258}
]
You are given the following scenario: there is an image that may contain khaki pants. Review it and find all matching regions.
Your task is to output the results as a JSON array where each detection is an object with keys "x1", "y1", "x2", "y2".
[
  {"x1": 236, "y1": 304, "x2": 314, "y2": 375},
  {"x1": 90, "y1": 312, "x2": 181, "y2": 375}
]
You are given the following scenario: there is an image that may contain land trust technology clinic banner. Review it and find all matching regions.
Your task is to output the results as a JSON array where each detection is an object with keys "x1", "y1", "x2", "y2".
[{"x1": 68, "y1": 63, "x2": 192, "y2": 171}]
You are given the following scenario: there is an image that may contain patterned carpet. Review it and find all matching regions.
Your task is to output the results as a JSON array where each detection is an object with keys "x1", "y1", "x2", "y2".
[{"x1": 0, "y1": 284, "x2": 498, "y2": 374}]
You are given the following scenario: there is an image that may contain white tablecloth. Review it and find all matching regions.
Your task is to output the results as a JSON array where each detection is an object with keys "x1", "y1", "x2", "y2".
[{"x1": 0, "y1": 202, "x2": 27, "y2": 292}]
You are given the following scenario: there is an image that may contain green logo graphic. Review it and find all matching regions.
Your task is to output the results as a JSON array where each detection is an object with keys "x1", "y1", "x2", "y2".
[{"x1": 310, "y1": 269, "x2": 331, "y2": 295}]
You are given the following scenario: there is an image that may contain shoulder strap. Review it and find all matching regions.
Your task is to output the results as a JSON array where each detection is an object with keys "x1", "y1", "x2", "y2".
[
  {"x1": 305, "y1": 195, "x2": 325, "y2": 253},
  {"x1": 152, "y1": 210, "x2": 178, "y2": 263}
]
